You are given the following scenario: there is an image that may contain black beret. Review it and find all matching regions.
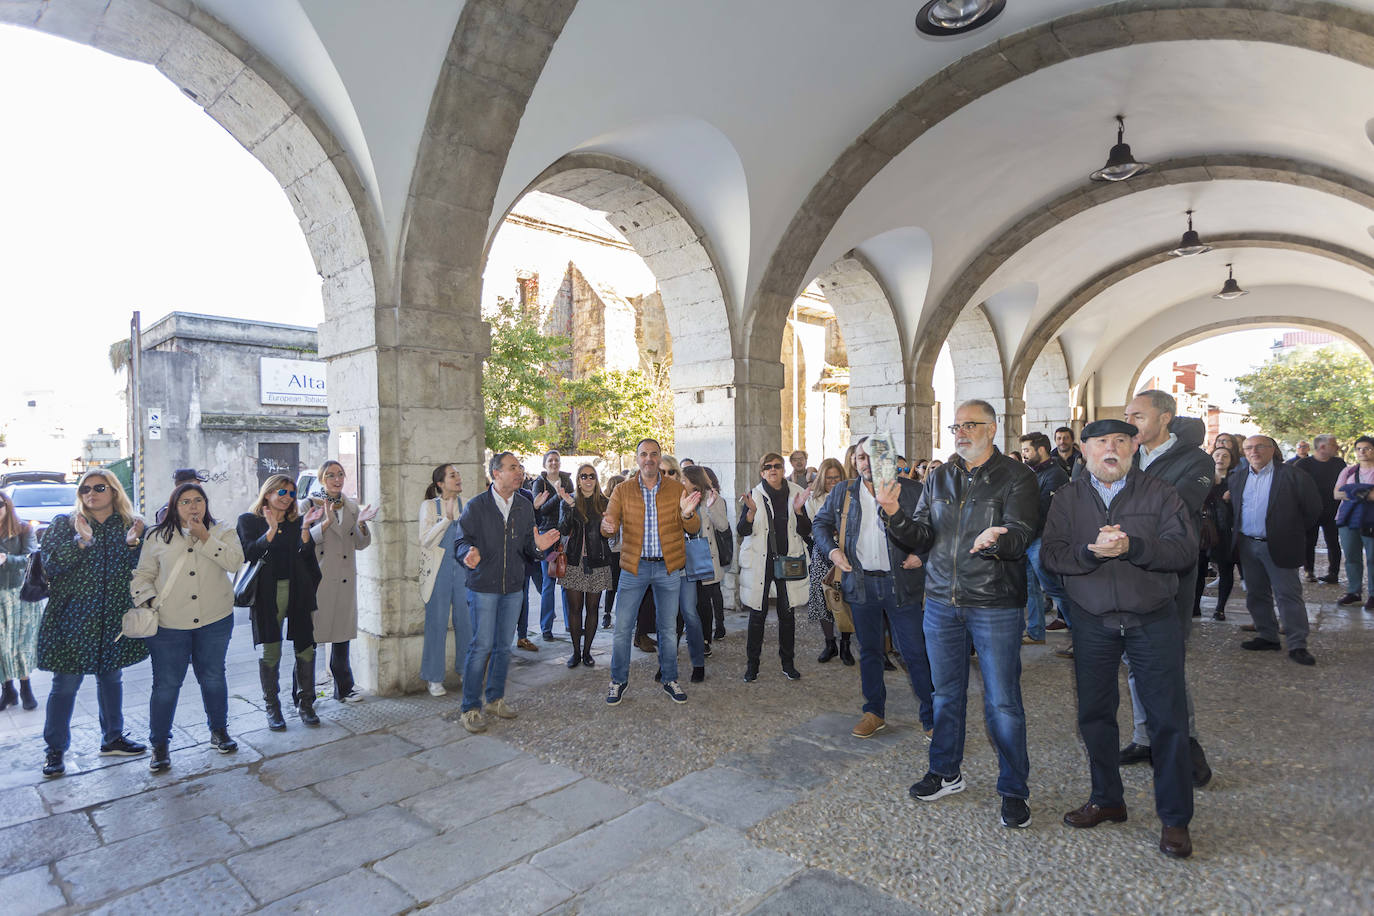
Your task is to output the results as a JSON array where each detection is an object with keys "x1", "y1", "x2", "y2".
[{"x1": 1080, "y1": 419, "x2": 1138, "y2": 440}]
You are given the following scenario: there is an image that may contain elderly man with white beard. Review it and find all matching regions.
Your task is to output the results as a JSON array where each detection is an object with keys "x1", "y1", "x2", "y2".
[{"x1": 1041, "y1": 419, "x2": 1199, "y2": 859}]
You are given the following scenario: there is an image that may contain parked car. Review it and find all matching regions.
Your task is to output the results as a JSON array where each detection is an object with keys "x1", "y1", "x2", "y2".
[
  {"x1": 4, "y1": 482, "x2": 78, "y2": 540},
  {"x1": 0, "y1": 470, "x2": 67, "y2": 487}
]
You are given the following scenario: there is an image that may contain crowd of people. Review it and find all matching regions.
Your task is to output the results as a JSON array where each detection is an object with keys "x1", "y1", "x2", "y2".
[{"x1": 2, "y1": 392, "x2": 1355, "y2": 863}]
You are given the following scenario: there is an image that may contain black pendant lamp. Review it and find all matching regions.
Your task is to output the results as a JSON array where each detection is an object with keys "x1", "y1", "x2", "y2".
[
  {"x1": 1170, "y1": 210, "x2": 1212, "y2": 257},
  {"x1": 916, "y1": 0, "x2": 1006, "y2": 36},
  {"x1": 1213, "y1": 263, "x2": 1248, "y2": 300},
  {"x1": 1089, "y1": 115, "x2": 1150, "y2": 182}
]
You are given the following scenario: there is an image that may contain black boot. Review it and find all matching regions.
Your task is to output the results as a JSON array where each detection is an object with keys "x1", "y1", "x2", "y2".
[
  {"x1": 294, "y1": 653, "x2": 320, "y2": 726},
  {"x1": 838, "y1": 633, "x2": 856, "y2": 666},
  {"x1": 149, "y1": 742, "x2": 170, "y2": 772},
  {"x1": 18, "y1": 679, "x2": 37, "y2": 710},
  {"x1": 817, "y1": 639, "x2": 838, "y2": 663},
  {"x1": 0, "y1": 680, "x2": 15, "y2": 711},
  {"x1": 259, "y1": 660, "x2": 286, "y2": 730}
]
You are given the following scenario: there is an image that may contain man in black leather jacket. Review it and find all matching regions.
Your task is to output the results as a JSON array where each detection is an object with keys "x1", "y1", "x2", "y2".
[
  {"x1": 880, "y1": 399, "x2": 1040, "y2": 829},
  {"x1": 1119, "y1": 391, "x2": 1216, "y2": 787}
]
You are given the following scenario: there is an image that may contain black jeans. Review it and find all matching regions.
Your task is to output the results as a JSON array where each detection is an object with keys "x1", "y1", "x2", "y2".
[
  {"x1": 1193, "y1": 553, "x2": 1236, "y2": 613},
  {"x1": 1068, "y1": 603, "x2": 1192, "y2": 827},
  {"x1": 1304, "y1": 519, "x2": 1342, "y2": 577},
  {"x1": 329, "y1": 641, "x2": 354, "y2": 699},
  {"x1": 697, "y1": 581, "x2": 724, "y2": 633},
  {"x1": 746, "y1": 567, "x2": 796, "y2": 670}
]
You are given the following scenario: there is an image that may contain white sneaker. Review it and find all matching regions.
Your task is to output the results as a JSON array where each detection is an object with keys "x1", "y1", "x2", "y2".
[
  {"x1": 427, "y1": 681, "x2": 446, "y2": 697},
  {"x1": 339, "y1": 688, "x2": 365, "y2": 703},
  {"x1": 485, "y1": 697, "x2": 517, "y2": 719},
  {"x1": 460, "y1": 708, "x2": 487, "y2": 733}
]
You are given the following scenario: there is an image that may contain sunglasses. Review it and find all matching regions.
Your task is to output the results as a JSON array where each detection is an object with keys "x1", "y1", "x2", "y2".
[
  {"x1": 663, "y1": 469, "x2": 678, "y2": 476},
  {"x1": 78, "y1": 483, "x2": 109, "y2": 495},
  {"x1": 275, "y1": 488, "x2": 297, "y2": 498},
  {"x1": 761, "y1": 463, "x2": 783, "y2": 471},
  {"x1": 578, "y1": 473, "x2": 597, "y2": 481}
]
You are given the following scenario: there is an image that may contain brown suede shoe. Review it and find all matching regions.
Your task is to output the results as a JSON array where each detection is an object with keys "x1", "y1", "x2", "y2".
[
  {"x1": 1062, "y1": 802, "x2": 1128, "y2": 829},
  {"x1": 516, "y1": 638, "x2": 539, "y2": 652},
  {"x1": 634, "y1": 634, "x2": 658, "y2": 652},
  {"x1": 851, "y1": 712, "x2": 886, "y2": 739},
  {"x1": 1159, "y1": 825, "x2": 1192, "y2": 858}
]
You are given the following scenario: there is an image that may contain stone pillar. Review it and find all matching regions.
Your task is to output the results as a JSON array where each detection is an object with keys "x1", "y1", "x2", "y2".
[
  {"x1": 909, "y1": 380, "x2": 937, "y2": 460},
  {"x1": 996, "y1": 396, "x2": 1026, "y2": 453}
]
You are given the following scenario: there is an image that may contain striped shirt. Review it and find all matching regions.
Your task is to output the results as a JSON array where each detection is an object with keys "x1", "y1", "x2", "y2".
[{"x1": 639, "y1": 477, "x2": 662, "y2": 557}]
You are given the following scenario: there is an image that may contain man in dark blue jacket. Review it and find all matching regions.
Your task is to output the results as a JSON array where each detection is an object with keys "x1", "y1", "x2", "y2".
[
  {"x1": 1019, "y1": 432, "x2": 1070, "y2": 644},
  {"x1": 455, "y1": 452, "x2": 560, "y2": 734},
  {"x1": 814, "y1": 436, "x2": 932, "y2": 741}
]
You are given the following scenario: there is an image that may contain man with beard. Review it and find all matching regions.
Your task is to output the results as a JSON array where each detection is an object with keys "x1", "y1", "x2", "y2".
[
  {"x1": 1053, "y1": 427, "x2": 1084, "y2": 479},
  {"x1": 1042, "y1": 419, "x2": 1198, "y2": 858},
  {"x1": 882, "y1": 400, "x2": 1039, "y2": 829}
]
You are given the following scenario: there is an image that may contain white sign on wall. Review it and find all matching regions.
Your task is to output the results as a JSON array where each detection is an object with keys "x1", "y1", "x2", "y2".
[
  {"x1": 260, "y1": 357, "x2": 327, "y2": 407},
  {"x1": 147, "y1": 408, "x2": 162, "y2": 440}
]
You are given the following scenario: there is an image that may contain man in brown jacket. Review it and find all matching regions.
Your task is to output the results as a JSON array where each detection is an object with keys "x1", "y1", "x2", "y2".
[{"x1": 601, "y1": 438, "x2": 701, "y2": 705}]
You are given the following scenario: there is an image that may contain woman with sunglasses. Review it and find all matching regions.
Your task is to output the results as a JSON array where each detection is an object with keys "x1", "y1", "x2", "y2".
[
  {"x1": 737, "y1": 452, "x2": 811, "y2": 681},
  {"x1": 306, "y1": 460, "x2": 377, "y2": 703},
  {"x1": 35, "y1": 470, "x2": 149, "y2": 778},
  {"x1": 238, "y1": 475, "x2": 326, "y2": 730},
  {"x1": 131, "y1": 483, "x2": 243, "y2": 770},
  {"x1": 0, "y1": 491, "x2": 41, "y2": 712},
  {"x1": 556, "y1": 465, "x2": 613, "y2": 668},
  {"x1": 419, "y1": 463, "x2": 468, "y2": 696}
]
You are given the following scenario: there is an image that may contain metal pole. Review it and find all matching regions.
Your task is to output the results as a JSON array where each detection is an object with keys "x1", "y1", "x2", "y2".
[{"x1": 129, "y1": 311, "x2": 143, "y2": 515}]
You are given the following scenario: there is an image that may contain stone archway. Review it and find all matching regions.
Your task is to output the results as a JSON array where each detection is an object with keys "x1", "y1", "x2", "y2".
[
  {"x1": 946, "y1": 305, "x2": 1018, "y2": 449},
  {"x1": 1023, "y1": 339, "x2": 1071, "y2": 436}
]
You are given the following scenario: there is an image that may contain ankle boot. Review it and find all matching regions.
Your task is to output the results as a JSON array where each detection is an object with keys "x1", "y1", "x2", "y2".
[
  {"x1": 0, "y1": 680, "x2": 15, "y2": 711},
  {"x1": 18, "y1": 679, "x2": 37, "y2": 710},
  {"x1": 838, "y1": 633, "x2": 856, "y2": 666},
  {"x1": 582, "y1": 627, "x2": 596, "y2": 667},
  {"x1": 259, "y1": 660, "x2": 286, "y2": 730},
  {"x1": 294, "y1": 654, "x2": 320, "y2": 726},
  {"x1": 567, "y1": 627, "x2": 582, "y2": 668},
  {"x1": 817, "y1": 639, "x2": 839, "y2": 663}
]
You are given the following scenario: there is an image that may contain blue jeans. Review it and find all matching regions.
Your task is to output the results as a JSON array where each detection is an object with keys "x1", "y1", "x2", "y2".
[
  {"x1": 610, "y1": 559, "x2": 683, "y2": 685},
  {"x1": 519, "y1": 561, "x2": 542, "y2": 639},
  {"x1": 849, "y1": 575, "x2": 933, "y2": 728},
  {"x1": 540, "y1": 557, "x2": 569, "y2": 635},
  {"x1": 677, "y1": 573, "x2": 706, "y2": 670},
  {"x1": 923, "y1": 599, "x2": 1029, "y2": 799},
  {"x1": 1025, "y1": 539, "x2": 1068, "y2": 640},
  {"x1": 462, "y1": 589, "x2": 522, "y2": 712},
  {"x1": 421, "y1": 560, "x2": 470, "y2": 683},
  {"x1": 1339, "y1": 526, "x2": 1374, "y2": 595},
  {"x1": 146, "y1": 613, "x2": 234, "y2": 743},
  {"x1": 44, "y1": 668, "x2": 125, "y2": 753}
]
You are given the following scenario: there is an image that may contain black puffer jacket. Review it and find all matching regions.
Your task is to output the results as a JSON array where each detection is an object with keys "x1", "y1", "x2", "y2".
[
  {"x1": 885, "y1": 448, "x2": 1039, "y2": 608},
  {"x1": 1133, "y1": 416, "x2": 1214, "y2": 520}
]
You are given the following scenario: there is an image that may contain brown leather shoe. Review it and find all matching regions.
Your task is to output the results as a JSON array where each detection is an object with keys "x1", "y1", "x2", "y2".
[
  {"x1": 634, "y1": 634, "x2": 658, "y2": 652},
  {"x1": 1046, "y1": 618, "x2": 1068, "y2": 631},
  {"x1": 516, "y1": 638, "x2": 538, "y2": 652},
  {"x1": 851, "y1": 712, "x2": 886, "y2": 739},
  {"x1": 1063, "y1": 802, "x2": 1127, "y2": 829},
  {"x1": 1159, "y1": 825, "x2": 1192, "y2": 858}
]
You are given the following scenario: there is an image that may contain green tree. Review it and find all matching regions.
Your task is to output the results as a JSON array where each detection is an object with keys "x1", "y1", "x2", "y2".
[
  {"x1": 481, "y1": 296, "x2": 570, "y2": 454},
  {"x1": 566, "y1": 366, "x2": 674, "y2": 460},
  {"x1": 1233, "y1": 345, "x2": 1374, "y2": 446}
]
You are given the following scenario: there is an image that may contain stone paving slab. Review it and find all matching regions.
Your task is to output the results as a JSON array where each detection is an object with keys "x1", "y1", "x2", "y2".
[
  {"x1": 235, "y1": 719, "x2": 353, "y2": 758},
  {"x1": 529, "y1": 802, "x2": 703, "y2": 894},
  {"x1": 253, "y1": 867, "x2": 415, "y2": 916},
  {"x1": 653, "y1": 765, "x2": 801, "y2": 829},
  {"x1": 256, "y1": 732, "x2": 418, "y2": 791},
  {"x1": 383, "y1": 711, "x2": 477, "y2": 749},
  {"x1": 56, "y1": 813, "x2": 244, "y2": 903},
  {"x1": 0, "y1": 865, "x2": 65, "y2": 915},
  {"x1": 409, "y1": 732, "x2": 522, "y2": 776},
  {"x1": 219, "y1": 787, "x2": 343, "y2": 849},
  {"x1": 0, "y1": 810, "x2": 101, "y2": 877},
  {"x1": 38, "y1": 742, "x2": 263, "y2": 814},
  {"x1": 0, "y1": 785, "x2": 46, "y2": 830},
  {"x1": 422, "y1": 863, "x2": 573, "y2": 916},
  {"x1": 526, "y1": 776, "x2": 639, "y2": 833},
  {"x1": 91, "y1": 766, "x2": 279, "y2": 842},
  {"x1": 87, "y1": 862, "x2": 257, "y2": 916},
  {"x1": 787, "y1": 711, "x2": 918, "y2": 757},
  {"x1": 374, "y1": 805, "x2": 568, "y2": 902},
  {"x1": 716, "y1": 735, "x2": 870, "y2": 791},
  {"x1": 400, "y1": 753, "x2": 581, "y2": 830},
  {"x1": 569, "y1": 824, "x2": 804, "y2": 915},
  {"x1": 227, "y1": 804, "x2": 435, "y2": 904},
  {"x1": 745, "y1": 868, "x2": 930, "y2": 915},
  {"x1": 312, "y1": 755, "x2": 453, "y2": 815}
]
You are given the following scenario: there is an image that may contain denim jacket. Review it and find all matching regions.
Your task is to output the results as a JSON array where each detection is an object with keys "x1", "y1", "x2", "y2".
[{"x1": 812, "y1": 477, "x2": 927, "y2": 606}]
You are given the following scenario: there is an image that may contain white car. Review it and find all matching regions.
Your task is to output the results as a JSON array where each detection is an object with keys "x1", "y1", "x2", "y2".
[{"x1": 4, "y1": 482, "x2": 78, "y2": 541}]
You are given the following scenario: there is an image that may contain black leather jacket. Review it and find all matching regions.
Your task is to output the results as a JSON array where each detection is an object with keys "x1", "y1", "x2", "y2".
[
  {"x1": 885, "y1": 448, "x2": 1039, "y2": 608},
  {"x1": 558, "y1": 500, "x2": 612, "y2": 569}
]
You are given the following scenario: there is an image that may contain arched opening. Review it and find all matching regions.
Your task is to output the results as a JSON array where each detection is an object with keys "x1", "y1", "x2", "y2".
[{"x1": 779, "y1": 283, "x2": 849, "y2": 466}]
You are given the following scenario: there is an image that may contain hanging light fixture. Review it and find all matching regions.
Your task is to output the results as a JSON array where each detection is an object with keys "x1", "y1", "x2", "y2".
[
  {"x1": 1089, "y1": 115, "x2": 1150, "y2": 182},
  {"x1": 915, "y1": 0, "x2": 1006, "y2": 36},
  {"x1": 1213, "y1": 263, "x2": 1248, "y2": 300},
  {"x1": 1170, "y1": 210, "x2": 1212, "y2": 257}
]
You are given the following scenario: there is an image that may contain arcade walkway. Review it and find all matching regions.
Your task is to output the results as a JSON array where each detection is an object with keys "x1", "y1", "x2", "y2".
[{"x1": 1, "y1": 581, "x2": 1371, "y2": 915}]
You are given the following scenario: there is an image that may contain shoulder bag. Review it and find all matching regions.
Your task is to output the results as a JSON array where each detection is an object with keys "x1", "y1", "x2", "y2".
[
  {"x1": 20, "y1": 551, "x2": 48, "y2": 602},
  {"x1": 765, "y1": 492, "x2": 808, "y2": 580},
  {"x1": 419, "y1": 498, "x2": 448, "y2": 603},
  {"x1": 121, "y1": 546, "x2": 193, "y2": 639},
  {"x1": 684, "y1": 532, "x2": 715, "y2": 582},
  {"x1": 232, "y1": 557, "x2": 264, "y2": 607},
  {"x1": 821, "y1": 487, "x2": 854, "y2": 633}
]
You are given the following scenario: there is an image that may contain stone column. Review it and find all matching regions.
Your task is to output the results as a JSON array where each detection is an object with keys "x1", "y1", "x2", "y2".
[{"x1": 909, "y1": 381, "x2": 937, "y2": 460}]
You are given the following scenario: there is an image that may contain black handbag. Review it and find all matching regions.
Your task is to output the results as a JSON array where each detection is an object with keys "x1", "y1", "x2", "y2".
[
  {"x1": 773, "y1": 554, "x2": 807, "y2": 580},
  {"x1": 20, "y1": 552, "x2": 48, "y2": 602},
  {"x1": 714, "y1": 526, "x2": 734, "y2": 568},
  {"x1": 232, "y1": 559, "x2": 264, "y2": 606}
]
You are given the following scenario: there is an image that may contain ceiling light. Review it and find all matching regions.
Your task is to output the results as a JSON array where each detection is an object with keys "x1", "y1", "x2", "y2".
[
  {"x1": 1213, "y1": 263, "x2": 1248, "y2": 300},
  {"x1": 915, "y1": 0, "x2": 1005, "y2": 36},
  {"x1": 1171, "y1": 210, "x2": 1212, "y2": 257},
  {"x1": 1089, "y1": 115, "x2": 1150, "y2": 182}
]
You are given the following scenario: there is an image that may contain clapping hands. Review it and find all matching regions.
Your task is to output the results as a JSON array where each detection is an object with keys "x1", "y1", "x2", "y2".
[{"x1": 1088, "y1": 524, "x2": 1129, "y2": 558}]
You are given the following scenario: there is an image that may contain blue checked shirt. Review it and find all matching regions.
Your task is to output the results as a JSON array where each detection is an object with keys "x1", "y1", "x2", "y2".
[
  {"x1": 1090, "y1": 474, "x2": 1128, "y2": 508},
  {"x1": 639, "y1": 477, "x2": 662, "y2": 557}
]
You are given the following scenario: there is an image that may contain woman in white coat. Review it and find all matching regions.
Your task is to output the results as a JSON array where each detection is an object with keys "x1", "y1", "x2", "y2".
[
  {"x1": 418, "y1": 463, "x2": 469, "y2": 696},
  {"x1": 736, "y1": 452, "x2": 811, "y2": 682},
  {"x1": 307, "y1": 460, "x2": 376, "y2": 703},
  {"x1": 131, "y1": 482, "x2": 244, "y2": 771}
]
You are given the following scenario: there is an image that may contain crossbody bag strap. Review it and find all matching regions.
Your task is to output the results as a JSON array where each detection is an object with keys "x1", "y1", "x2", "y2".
[
  {"x1": 153, "y1": 546, "x2": 195, "y2": 611},
  {"x1": 837, "y1": 484, "x2": 852, "y2": 556}
]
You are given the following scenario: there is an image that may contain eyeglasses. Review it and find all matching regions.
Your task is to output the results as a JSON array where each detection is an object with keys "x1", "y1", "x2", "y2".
[
  {"x1": 275, "y1": 488, "x2": 297, "y2": 498},
  {"x1": 761, "y1": 463, "x2": 784, "y2": 471},
  {"x1": 948, "y1": 421, "x2": 991, "y2": 434},
  {"x1": 177, "y1": 497, "x2": 205, "y2": 506},
  {"x1": 78, "y1": 483, "x2": 109, "y2": 495},
  {"x1": 578, "y1": 473, "x2": 597, "y2": 481}
]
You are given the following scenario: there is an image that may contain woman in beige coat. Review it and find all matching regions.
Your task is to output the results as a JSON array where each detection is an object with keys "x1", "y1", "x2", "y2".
[
  {"x1": 306, "y1": 461, "x2": 376, "y2": 703},
  {"x1": 132, "y1": 482, "x2": 244, "y2": 771}
]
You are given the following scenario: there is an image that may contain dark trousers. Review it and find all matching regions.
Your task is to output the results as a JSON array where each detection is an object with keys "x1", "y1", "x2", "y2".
[
  {"x1": 329, "y1": 641, "x2": 353, "y2": 699},
  {"x1": 698, "y1": 581, "x2": 724, "y2": 634},
  {"x1": 1304, "y1": 519, "x2": 1341, "y2": 577},
  {"x1": 746, "y1": 568, "x2": 795, "y2": 670},
  {"x1": 604, "y1": 556, "x2": 621, "y2": 614},
  {"x1": 1068, "y1": 603, "x2": 1192, "y2": 828},
  {"x1": 1194, "y1": 553, "x2": 1236, "y2": 613},
  {"x1": 637, "y1": 589, "x2": 656, "y2": 639}
]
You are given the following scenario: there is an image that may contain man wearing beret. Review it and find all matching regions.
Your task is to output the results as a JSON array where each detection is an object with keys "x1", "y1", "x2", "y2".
[{"x1": 1041, "y1": 419, "x2": 1199, "y2": 859}]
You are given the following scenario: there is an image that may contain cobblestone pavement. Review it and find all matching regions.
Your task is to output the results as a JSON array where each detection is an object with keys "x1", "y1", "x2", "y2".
[{"x1": 2, "y1": 578, "x2": 1371, "y2": 914}]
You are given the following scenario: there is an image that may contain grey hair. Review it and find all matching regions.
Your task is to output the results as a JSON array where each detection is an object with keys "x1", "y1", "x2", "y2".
[
  {"x1": 1313, "y1": 434, "x2": 1336, "y2": 447},
  {"x1": 956, "y1": 399, "x2": 997, "y2": 422},
  {"x1": 488, "y1": 451, "x2": 516, "y2": 478},
  {"x1": 1134, "y1": 388, "x2": 1177, "y2": 418}
]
